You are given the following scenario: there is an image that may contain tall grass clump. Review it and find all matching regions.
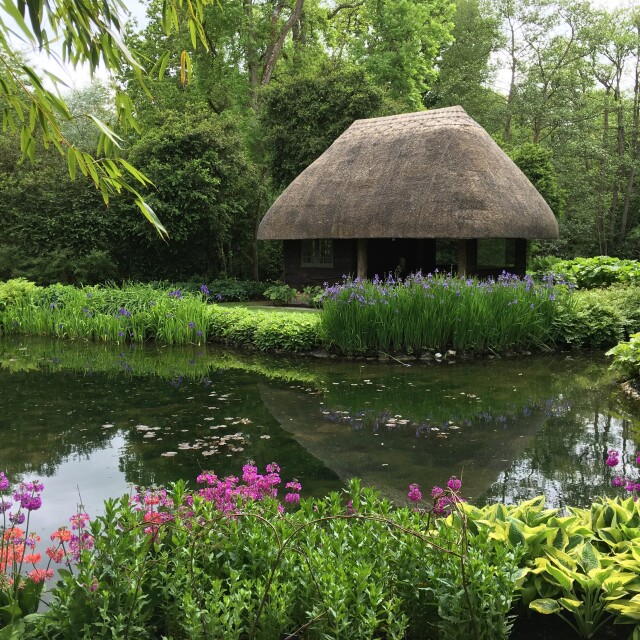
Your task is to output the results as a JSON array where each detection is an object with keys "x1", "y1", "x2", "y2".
[{"x1": 321, "y1": 272, "x2": 569, "y2": 355}]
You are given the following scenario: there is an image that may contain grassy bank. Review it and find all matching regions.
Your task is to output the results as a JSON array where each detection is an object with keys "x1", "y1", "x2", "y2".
[
  {"x1": 5, "y1": 463, "x2": 640, "y2": 640},
  {"x1": 3, "y1": 274, "x2": 640, "y2": 356},
  {"x1": 0, "y1": 279, "x2": 321, "y2": 352}
]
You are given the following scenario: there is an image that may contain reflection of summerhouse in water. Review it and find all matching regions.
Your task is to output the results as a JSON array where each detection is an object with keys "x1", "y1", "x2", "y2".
[{"x1": 257, "y1": 106, "x2": 559, "y2": 287}]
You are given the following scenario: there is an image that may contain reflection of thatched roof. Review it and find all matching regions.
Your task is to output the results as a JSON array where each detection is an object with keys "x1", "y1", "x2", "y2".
[{"x1": 258, "y1": 106, "x2": 559, "y2": 240}]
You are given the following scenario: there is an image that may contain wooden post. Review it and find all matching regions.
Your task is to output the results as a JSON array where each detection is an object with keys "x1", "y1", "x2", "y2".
[
  {"x1": 457, "y1": 239, "x2": 477, "y2": 276},
  {"x1": 457, "y1": 240, "x2": 468, "y2": 276},
  {"x1": 357, "y1": 238, "x2": 368, "y2": 280}
]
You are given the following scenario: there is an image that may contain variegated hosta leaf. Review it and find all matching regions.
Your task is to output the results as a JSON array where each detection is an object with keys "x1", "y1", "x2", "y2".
[{"x1": 530, "y1": 598, "x2": 562, "y2": 615}]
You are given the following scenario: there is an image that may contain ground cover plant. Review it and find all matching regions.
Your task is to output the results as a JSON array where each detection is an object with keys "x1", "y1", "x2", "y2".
[{"x1": 608, "y1": 333, "x2": 640, "y2": 381}]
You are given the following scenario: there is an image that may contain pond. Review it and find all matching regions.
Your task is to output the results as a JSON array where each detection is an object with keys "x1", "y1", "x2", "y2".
[{"x1": 1, "y1": 337, "x2": 639, "y2": 536}]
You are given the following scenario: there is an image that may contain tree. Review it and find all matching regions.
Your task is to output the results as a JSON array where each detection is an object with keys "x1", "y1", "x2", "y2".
[
  {"x1": 0, "y1": 0, "x2": 210, "y2": 236},
  {"x1": 260, "y1": 62, "x2": 387, "y2": 189},
  {"x1": 109, "y1": 110, "x2": 261, "y2": 281},
  {"x1": 425, "y1": 0, "x2": 505, "y2": 133}
]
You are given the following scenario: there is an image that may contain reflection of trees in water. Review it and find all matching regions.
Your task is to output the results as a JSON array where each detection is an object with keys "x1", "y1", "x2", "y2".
[
  {"x1": 0, "y1": 371, "x2": 115, "y2": 477},
  {"x1": 482, "y1": 393, "x2": 640, "y2": 508}
]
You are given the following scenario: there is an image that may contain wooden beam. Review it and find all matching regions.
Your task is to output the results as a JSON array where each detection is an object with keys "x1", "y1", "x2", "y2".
[{"x1": 357, "y1": 238, "x2": 368, "y2": 280}]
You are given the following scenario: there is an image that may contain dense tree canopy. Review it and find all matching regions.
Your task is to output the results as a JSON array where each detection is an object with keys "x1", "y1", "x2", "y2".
[{"x1": 4, "y1": 0, "x2": 640, "y2": 284}]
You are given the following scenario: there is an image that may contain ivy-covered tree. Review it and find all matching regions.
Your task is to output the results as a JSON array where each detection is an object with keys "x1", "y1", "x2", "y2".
[{"x1": 260, "y1": 62, "x2": 387, "y2": 189}]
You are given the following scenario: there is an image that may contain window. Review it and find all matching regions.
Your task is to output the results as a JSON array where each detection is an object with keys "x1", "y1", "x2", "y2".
[
  {"x1": 477, "y1": 239, "x2": 516, "y2": 268},
  {"x1": 301, "y1": 239, "x2": 333, "y2": 267}
]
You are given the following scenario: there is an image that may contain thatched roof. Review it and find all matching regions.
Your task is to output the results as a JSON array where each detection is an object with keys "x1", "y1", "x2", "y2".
[{"x1": 258, "y1": 106, "x2": 559, "y2": 240}]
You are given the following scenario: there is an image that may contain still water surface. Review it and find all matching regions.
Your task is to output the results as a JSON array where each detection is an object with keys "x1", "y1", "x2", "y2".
[{"x1": 1, "y1": 337, "x2": 639, "y2": 535}]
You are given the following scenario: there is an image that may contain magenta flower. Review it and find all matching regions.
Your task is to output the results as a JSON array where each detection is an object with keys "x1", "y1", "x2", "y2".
[
  {"x1": 447, "y1": 477, "x2": 462, "y2": 492},
  {"x1": 9, "y1": 512, "x2": 25, "y2": 524},
  {"x1": 408, "y1": 484, "x2": 422, "y2": 502},
  {"x1": 612, "y1": 476, "x2": 625, "y2": 487},
  {"x1": 431, "y1": 486, "x2": 444, "y2": 499},
  {"x1": 285, "y1": 493, "x2": 300, "y2": 504},
  {"x1": 606, "y1": 450, "x2": 620, "y2": 467},
  {"x1": 0, "y1": 472, "x2": 10, "y2": 491}
]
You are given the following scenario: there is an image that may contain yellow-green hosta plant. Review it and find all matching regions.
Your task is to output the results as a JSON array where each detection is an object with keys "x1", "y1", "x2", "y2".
[
  {"x1": 463, "y1": 496, "x2": 640, "y2": 638},
  {"x1": 527, "y1": 541, "x2": 640, "y2": 638}
]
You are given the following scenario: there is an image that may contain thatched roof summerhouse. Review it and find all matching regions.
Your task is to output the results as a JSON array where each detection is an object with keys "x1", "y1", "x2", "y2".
[{"x1": 258, "y1": 106, "x2": 559, "y2": 285}]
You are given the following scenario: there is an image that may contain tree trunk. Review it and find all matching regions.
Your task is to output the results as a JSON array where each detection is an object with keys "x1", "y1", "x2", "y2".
[
  {"x1": 621, "y1": 39, "x2": 640, "y2": 242},
  {"x1": 503, "y1": 14, "x2": 518, "y2": 143},
  {"x1": 597, "y1": 92, "x2": 610, "y2": 255}
]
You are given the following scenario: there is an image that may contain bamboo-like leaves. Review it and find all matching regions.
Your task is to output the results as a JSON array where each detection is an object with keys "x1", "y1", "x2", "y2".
[{"x1": 0, "y1": 0, "x2": 212, "y2": 238}]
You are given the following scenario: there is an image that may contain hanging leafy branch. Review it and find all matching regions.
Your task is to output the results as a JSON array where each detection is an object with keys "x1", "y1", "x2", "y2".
[{"x1": 0, "y1": 0, "x2": 211, "y2": 237}]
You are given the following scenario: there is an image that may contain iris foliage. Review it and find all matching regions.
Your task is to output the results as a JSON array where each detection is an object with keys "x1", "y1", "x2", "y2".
[{"x1": 321, "y1": 272, "x2": 567, "y2": 354}]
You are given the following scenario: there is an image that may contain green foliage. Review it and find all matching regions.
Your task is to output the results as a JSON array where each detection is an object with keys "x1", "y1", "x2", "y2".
[
  {"x1": 111, "y1": 110, "x2": 260, "y2": 281},
  {"x1": 28, "y1": 478, "x2": 523, "y2": 640},
  {"x1": 607, "y1": 333, "x2": 640, "y2": 380},
  {"x1": 463, "y1": 495, "x2": 640, "y2": 638},
  {"x1": 0, "y1": 0, "x2": 213, "y2": 238},
  {"x1": 0, "y1": 279, "x2": 40, "y2": 312},
  {"x1": 210, "y1": 307, "x2": 320, "y2": 352},
  {"x1": 0, "y1": 281, "x2": 321, "y2": 351},
  {"x1": 546, "y1": 256, "x2": 640, "y2": 289},
  {"x1": 262, "y1": 284, "x2": 297, "y2": 305},
  {"x1": 302, "y1": 285, "x2": 325, "y2": 308},
  {"x1": 509, "y1": 143, "x2": 565, "y2": 218},
  {"x1": 321, "y1": 273, "x2": 564, "y2": 355},
  {"x1": 260, "y1": 62, "x2": 387, "y2": 189},
  {"x1": 553, "y1": 285, "x2": 640, "y2": 349}
]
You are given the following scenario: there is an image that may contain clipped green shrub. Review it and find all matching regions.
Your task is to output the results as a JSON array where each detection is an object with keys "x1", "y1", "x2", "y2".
[{"x1": 209, "y1": 306, "x2": 320, "y2": 352}]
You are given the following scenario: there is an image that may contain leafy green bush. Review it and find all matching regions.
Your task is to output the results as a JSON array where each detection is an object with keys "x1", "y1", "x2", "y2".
[
  {"x1": 0, "y1": 278, "x2": 40, "y2": 311},
  {"x1": 552, "y1": 292, "x2": 624, "y2": 349},
  {"x1": 607, "y1": 333, "x2": 640, "y2": 380},
  {"x1": 541, "y1": 256, "x2": 640, "y2": 289},
  {"x1": 302, "y1": 285, "x2": 325, "y2": 308},
  {"x1": 263, "y1": 283, "x2": 297, "y2": 305},
  {"x1": 553, "y1": 286, "x2": 640, "y2": 349}
]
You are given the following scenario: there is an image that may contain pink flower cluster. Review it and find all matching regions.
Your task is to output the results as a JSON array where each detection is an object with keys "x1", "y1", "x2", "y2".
[
  {"x1": 0, "y1": 472, "x2": 90, "y2": 592},
  {"x1": 196, "y1": 463, "x2": 285, "y2": 514},
  {"x1": 607, "y1": 449, "x2": 640, "y2": 496},
  {"x1": 407, "y1": 476, "x2": 464, "y2": 517},
  {"x1": 129, "y1": 464, "x2": 302, "y2": 539}
]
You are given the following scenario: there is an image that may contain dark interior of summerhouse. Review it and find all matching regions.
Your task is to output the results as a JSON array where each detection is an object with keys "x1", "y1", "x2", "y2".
[{"x1": 282, "y1": 238, "x2": 527, "y2": 288}]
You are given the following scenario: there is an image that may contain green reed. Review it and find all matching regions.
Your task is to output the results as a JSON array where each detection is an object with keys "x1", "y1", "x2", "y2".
[{"x1": 321, "y1": 272, "x2": 568, "y2": 355}]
